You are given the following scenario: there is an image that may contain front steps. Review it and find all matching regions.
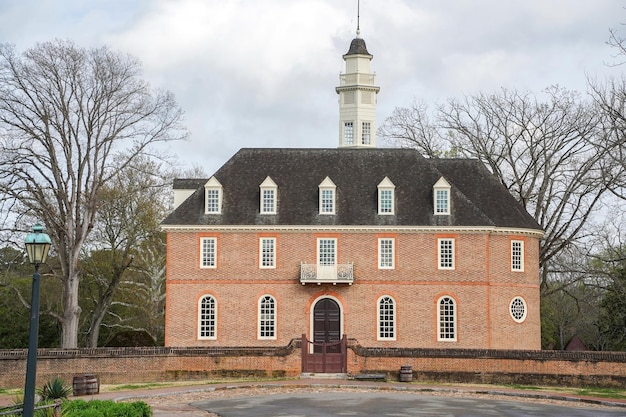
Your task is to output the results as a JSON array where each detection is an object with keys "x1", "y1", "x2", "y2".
[{"x1": 300, "y1": 373, "x2": 348, "y2": 379}]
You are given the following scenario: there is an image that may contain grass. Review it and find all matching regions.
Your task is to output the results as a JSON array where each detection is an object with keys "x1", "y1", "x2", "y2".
[
  {"x1": 503, "y1": 384, "x2": 626, "y2": 399},
  {"x1": 107, "y1": 376, "x2": 293, "y2": 392},
  {"x1": 574, "y1": 387, "x2": 626, "y2": 400},
  {"x1": 505, "y1": 384, "x2": 543, "y2": 391},
  {"x1": 110, "y1": 382, "x2": 174, "y2": 391}
]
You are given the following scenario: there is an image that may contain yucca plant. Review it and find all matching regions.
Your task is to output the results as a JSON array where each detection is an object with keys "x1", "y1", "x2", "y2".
[{"x1": 37, "y1": 377, "x2": 72, "y2": 400}]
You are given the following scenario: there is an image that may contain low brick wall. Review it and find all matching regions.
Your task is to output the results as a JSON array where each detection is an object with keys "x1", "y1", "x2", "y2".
[
  {"x1": 0, "y1": 341, "x2": 302, "y2": 388},
  {"x1": 1, "y1": 340, "x2": 626, "y2": 389},
  {"x1": 350, "y1": 345, "x2": 626, "y2": 388}
]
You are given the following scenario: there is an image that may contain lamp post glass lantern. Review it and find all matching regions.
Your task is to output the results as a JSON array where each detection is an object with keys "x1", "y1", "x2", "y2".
[
  {"x1": 23, "y1": 223, "x2": 51, "y2": 417},
  {"x1": 25, "y1": 223, "x2": 51, "y2": 265}
]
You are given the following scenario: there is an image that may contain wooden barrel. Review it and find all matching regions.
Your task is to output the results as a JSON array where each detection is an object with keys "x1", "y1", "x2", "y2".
[
  {"x1": 72, "y1": 375, "x2": 86, "y2": 396},
  {"x1": 399, "y1": 365, "x2": 413, "y2": 382},
  {"x1": 73, "y1": 374, "x2": 99, "y2": 396},
  {"x1": 83, "y1": 374, "x2": 99, "y2": 395}
]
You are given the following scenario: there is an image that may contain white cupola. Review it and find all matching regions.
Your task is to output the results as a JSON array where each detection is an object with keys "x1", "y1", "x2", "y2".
[{"x1": 335, "y1": 30, "x2": 380, "y2": 148}]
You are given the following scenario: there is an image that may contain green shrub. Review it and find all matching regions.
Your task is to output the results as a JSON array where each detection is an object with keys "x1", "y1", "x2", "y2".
[
  {"x1": 38, "y1": 377, "x2": 72, "y2": 400},
  {"x1": 1, "y1": 398, "x2": 59, "y2": 417},
  {"x1": 62, "y1": 399, "x2": 152, "y2": 417},
  {"x1": 35, "y1": 399, "x2": 58, "y2": 417},
  {"x1": 0, "y1": 404, "x2": 20, "y2": 417}
]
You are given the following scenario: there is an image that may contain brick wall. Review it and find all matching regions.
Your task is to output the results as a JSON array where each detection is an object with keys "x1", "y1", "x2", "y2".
[
  {"x1": 2, "y1": 343, "x2": 625, "y2": 389},
  {"x1": 165, "y1": 230, "x2": 541, "y2": 350},
  {"x1": 350, "y1": 345, "x2": 626, "y2": 387},
  {"x1": 0, "y1": 342, "x2": 301, "y2": 388}
]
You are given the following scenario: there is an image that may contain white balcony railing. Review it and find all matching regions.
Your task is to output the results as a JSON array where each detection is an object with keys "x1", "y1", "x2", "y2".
[
  {"x1": 338, "y1": 73, "x2": 377, "y2": 86},
  {"x1": 300, "y1": 263, "x2": 354, "y2": 285}
]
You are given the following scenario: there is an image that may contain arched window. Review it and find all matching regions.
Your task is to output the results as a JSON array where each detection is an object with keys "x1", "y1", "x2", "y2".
[
  {"x1": 378, "y1": 296, "x2": 396, "y2": 340},
  {"x1": 258, "y1": 295, "x2": 276, "y2": 339},
  {"x1": 198, "y1": 295, "x2": 217, "y2": 340},
  {"x1": 437, "y1": 296, "x2": 457, "y2": 341}
]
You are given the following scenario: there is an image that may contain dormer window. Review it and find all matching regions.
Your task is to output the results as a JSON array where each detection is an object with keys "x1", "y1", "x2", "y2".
[
  {"x1": 259, "y1": 176, "x2": 277, "y2": 214},
  {"x1": 433, "y1": 177, "x2": 451, "y2": 215},
  {"x1": 204, "y1": 176, "x2": 223, "y2": 214},
  {"x1": 377, "y1": 177, "x2": 395, "y2": 215},
  {"x1": 319, "y1": 177, "x2": 336, "y2": 215}
]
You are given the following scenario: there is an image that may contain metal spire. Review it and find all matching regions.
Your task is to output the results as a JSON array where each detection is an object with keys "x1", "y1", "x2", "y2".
[{"x1": 356, "y1": 0, "x2": 361, "y2": 37}]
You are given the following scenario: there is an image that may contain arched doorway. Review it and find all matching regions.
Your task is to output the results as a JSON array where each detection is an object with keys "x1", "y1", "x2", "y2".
[
  {"x1": 302, "y1": 297, "x2": 347, "y2": 373},
  {"x1": 313, "y1": 298, "x2": 341, "y2": 353}
]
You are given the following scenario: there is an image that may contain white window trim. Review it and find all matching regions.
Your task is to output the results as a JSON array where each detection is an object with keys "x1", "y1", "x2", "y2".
[
  {"x1": 343, "y1": 121, "x2": 354, "y2": 146},
  {"x1": 198, "y1": 295, "x2": 217, "y2": 340},
  {"x1": 433, "y1": 177, "x2": 451, "y2": 215},
  {"x1": 200, "y1": 237, "x2": 217, "y2": 269},
  {"x1": 377, "y1": 177, "x2": 395, "y2": 215},
  {"x1": 437, "y1": 238, "x2": 455, "y2": 270},
  {"x1": 377, "y1": 295, "x2": 397, "y2": 341},
  {"x1": 511, "y1": 240, "x2": 525, "y2": 272},
  {"x1": 258, "y1": 295, "x2": 277, "y2": 340},
  {"x1": 259, "y1": 237, "x2": 276, "y2": 269},
  {"x1": 259, "y1": 176, "x2": 277, "y2": 215},
  {"x1": 378, "y1": 238, "x2": 395, "y2": 270},
  {"x1": 319, "y1": 177, "x2": 336, "y2": 215},
  {"x1": 204, "y1": 176, "x2": 223, "y2": 214},
  {"x1": 317, "y1": 238, "x2": 337, "y2": 266},
  {"x1": 510, "y1": 296, "x2": 528, "y2": 323},
  {"x1": 437, "y1": 296, "x2": 457, "y2": 342}
]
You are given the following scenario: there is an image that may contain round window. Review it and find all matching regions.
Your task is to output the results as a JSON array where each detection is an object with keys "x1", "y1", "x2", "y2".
[{"x1": 510, "y1": 297, "x2": 527, "y2": 323}]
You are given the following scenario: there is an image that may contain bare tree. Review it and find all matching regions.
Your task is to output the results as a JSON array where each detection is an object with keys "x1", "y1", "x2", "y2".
[
  {"x1": 129, "y1": 234, "x2": 167, "y2": 344},
  {"x1": 379, "y1": 87, "x2": 625, "y2": 285},
  {"x1": 103, "y1": 233, "x2": 167, "y2": 345},
  {"x1": 378, "y1": 100, "x2": 447, "y2": 157},
  {"x1": 588, "y1": 78, "x2": 626, "y2": 199},
  {"x1": 0, "y1": 40, "x2": 187, "y2": 348},
  {"x1": 607, "y1": 27, "x2": 626, "y2": 67},
  {"x1": 81, "y1": 158, "x2": 168, "y2": 347}
]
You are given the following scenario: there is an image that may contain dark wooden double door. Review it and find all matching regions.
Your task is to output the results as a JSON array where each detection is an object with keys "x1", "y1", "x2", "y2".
[{"x1": 302, "y1": 298, "x2": 347, "y2": 373}]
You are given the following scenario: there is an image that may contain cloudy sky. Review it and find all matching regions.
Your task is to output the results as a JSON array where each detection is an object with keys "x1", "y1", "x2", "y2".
[{"x1": 1, "y1": 0, "x2": 624, "y2": 175}]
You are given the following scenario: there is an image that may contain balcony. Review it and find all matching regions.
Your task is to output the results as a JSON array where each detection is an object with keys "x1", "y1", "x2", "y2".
[
  {"x1": 338, "y1": 73, "x2": 377, "y2": 86},
  {"x1": 300, "y1": 263, "x2": 354, "y2": 285}
]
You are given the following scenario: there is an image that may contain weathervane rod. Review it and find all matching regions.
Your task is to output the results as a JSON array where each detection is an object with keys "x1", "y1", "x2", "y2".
[{"x1": 357, "y1": 0, "x2": 361, "y2": 36}]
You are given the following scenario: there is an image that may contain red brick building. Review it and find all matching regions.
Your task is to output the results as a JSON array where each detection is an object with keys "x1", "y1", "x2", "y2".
[{"x1": 161, "y1": 34, "x2": 543, "y2": 359}]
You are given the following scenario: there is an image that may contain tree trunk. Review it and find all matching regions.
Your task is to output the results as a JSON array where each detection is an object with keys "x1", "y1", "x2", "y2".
[
  {"x1": 61, "y1": 271, "x2": 82, "y2": 348},
  {"x1": 86, "y1": 269, "x2": 126, "y2": 348},
  {"x1": 87, "y1": 306, "x2": 105, "y2": 348}
]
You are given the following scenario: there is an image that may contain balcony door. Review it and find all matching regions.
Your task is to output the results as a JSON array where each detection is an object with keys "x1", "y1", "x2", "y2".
[{"x1": 317, "y1": 238, "x2": 337, "y2": 280}]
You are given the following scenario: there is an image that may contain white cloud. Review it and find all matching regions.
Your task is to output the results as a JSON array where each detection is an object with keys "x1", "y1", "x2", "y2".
[{"x1": 0, "y1": 0, "x2": 624, "y2": 173}]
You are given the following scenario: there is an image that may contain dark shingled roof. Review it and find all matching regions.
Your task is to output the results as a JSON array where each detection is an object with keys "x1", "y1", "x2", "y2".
[
  {"x1": 172, "y1": 178, "x2": 208, "y2": 190},
  {"x1": 345, "y1": 37, "x2": 371, "y2": 56},
  {"x1": 162, "y1": 148, "x2": 541, "y2": 231}
]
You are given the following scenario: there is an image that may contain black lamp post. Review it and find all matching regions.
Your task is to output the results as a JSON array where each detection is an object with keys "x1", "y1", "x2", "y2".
[{"x1": 23, "y1": 224, "x2": 51, "y2": 417}]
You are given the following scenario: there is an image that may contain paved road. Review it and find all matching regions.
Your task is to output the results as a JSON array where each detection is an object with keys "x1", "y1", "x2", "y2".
[{"x1": 193, "y1": 391, "x2": 625, "y2": 417}]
